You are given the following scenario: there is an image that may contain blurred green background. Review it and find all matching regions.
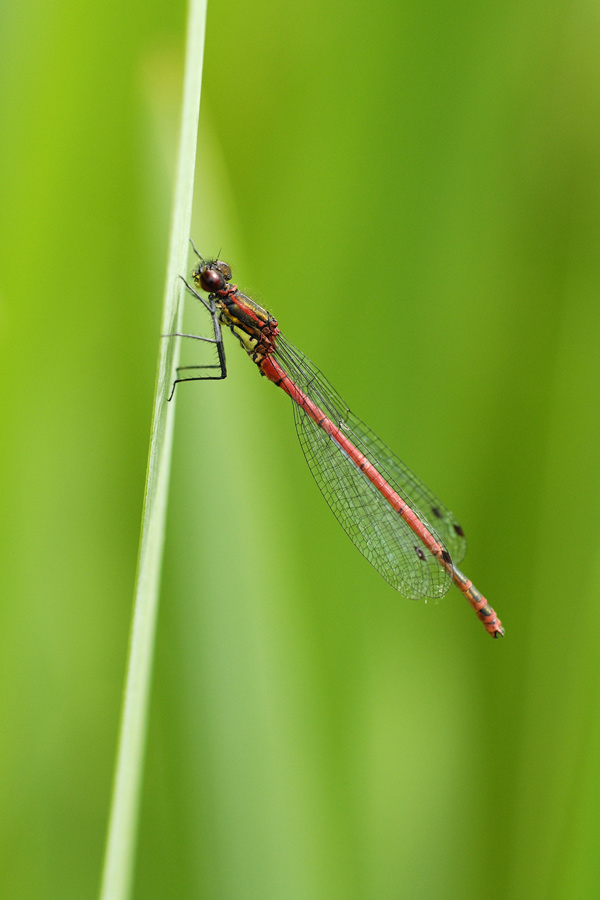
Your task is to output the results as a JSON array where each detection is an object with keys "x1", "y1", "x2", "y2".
[{"x1": 2, "y1": 0, "x2": 600, "y2": 897}]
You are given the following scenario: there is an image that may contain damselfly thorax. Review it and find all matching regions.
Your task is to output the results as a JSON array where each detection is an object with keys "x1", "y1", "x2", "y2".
[{"x1": 193, "y1": 259, "x2": 279, "y2": 366}]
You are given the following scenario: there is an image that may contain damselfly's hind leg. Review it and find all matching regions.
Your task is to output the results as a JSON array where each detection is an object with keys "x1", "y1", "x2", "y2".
[
  {"x1": 163, "y1": 279, "x2": 227, "y2": 400},
  {"x1": 166, "y1": 363, "x2": 227, "y2": 401}
]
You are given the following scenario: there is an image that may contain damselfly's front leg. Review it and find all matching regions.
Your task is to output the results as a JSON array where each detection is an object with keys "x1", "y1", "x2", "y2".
[{"x1": 163, "y1": 277, "x2": 227, "y2": 400}]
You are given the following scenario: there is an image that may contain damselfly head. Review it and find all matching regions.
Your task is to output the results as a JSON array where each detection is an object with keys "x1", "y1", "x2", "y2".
[{"x1": 193, "y1": 259, "x2": 233, "y2": 294}]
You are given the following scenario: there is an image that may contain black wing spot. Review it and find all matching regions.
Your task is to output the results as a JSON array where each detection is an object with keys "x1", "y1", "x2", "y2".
[
  {"x1": 453, "y1": 523, "x2": 465, "y2": 537},
  {"x1": 441, "y1": 549, "x2": 452, "y2": 564},
  {"x1": 431, "y1": 506, "x2": 442, "y2": 519},
  {"x1": 414, "y1": 546, "x2": 426, "y2": 561}
]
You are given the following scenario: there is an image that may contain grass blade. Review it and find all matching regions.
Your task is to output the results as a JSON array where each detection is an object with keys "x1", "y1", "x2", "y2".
[{"x1": 98, "y1": 1, "x2": 208, "y2": 897}]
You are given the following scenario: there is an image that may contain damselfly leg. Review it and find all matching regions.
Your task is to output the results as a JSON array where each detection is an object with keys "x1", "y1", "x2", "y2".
[{"x1": 163, "y1": 276, "x2": 227, "y2": 400}]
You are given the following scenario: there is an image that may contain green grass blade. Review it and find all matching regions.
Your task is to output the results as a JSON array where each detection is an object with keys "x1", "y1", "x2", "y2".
[{"x1": 98, "y1": 2, "x2": 208, "y2": 898}]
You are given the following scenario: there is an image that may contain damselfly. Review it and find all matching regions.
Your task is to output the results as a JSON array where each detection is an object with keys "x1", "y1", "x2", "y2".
[{"x1": 167, "y1": 246, "x2": 504, "y2": 638}]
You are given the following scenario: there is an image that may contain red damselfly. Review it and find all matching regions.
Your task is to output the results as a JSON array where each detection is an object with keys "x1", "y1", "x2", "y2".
[{"x1": 167, "y1": 245, "x2": 504, "y2": 638}]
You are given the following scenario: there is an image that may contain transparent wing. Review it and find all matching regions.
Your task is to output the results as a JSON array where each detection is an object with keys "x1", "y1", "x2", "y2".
[
  {"x1": 345, "y1": 416, "x2": 467, "y2": 565},
  {"x1": 274, "y1": 335, "x2": 467, "y2": 600}
]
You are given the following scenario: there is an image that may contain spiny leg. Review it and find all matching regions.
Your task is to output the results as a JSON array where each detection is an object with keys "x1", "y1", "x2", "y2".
[{"x1": 163, "y1": 283, "x2": 227, "y2": 400}]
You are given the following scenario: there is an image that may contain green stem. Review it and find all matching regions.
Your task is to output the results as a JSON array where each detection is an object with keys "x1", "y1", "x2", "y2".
[{"x1": 98, "y1": 2, "x2": 207, "y2": 897}]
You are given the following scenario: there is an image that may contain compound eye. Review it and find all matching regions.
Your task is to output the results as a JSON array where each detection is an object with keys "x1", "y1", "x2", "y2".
[
  {"x1": 215, "y1": 261, "x2": 232, "y2": 280},
  {"x1": 199, "y1": 267, "x2": 222, "y2": 293}
]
